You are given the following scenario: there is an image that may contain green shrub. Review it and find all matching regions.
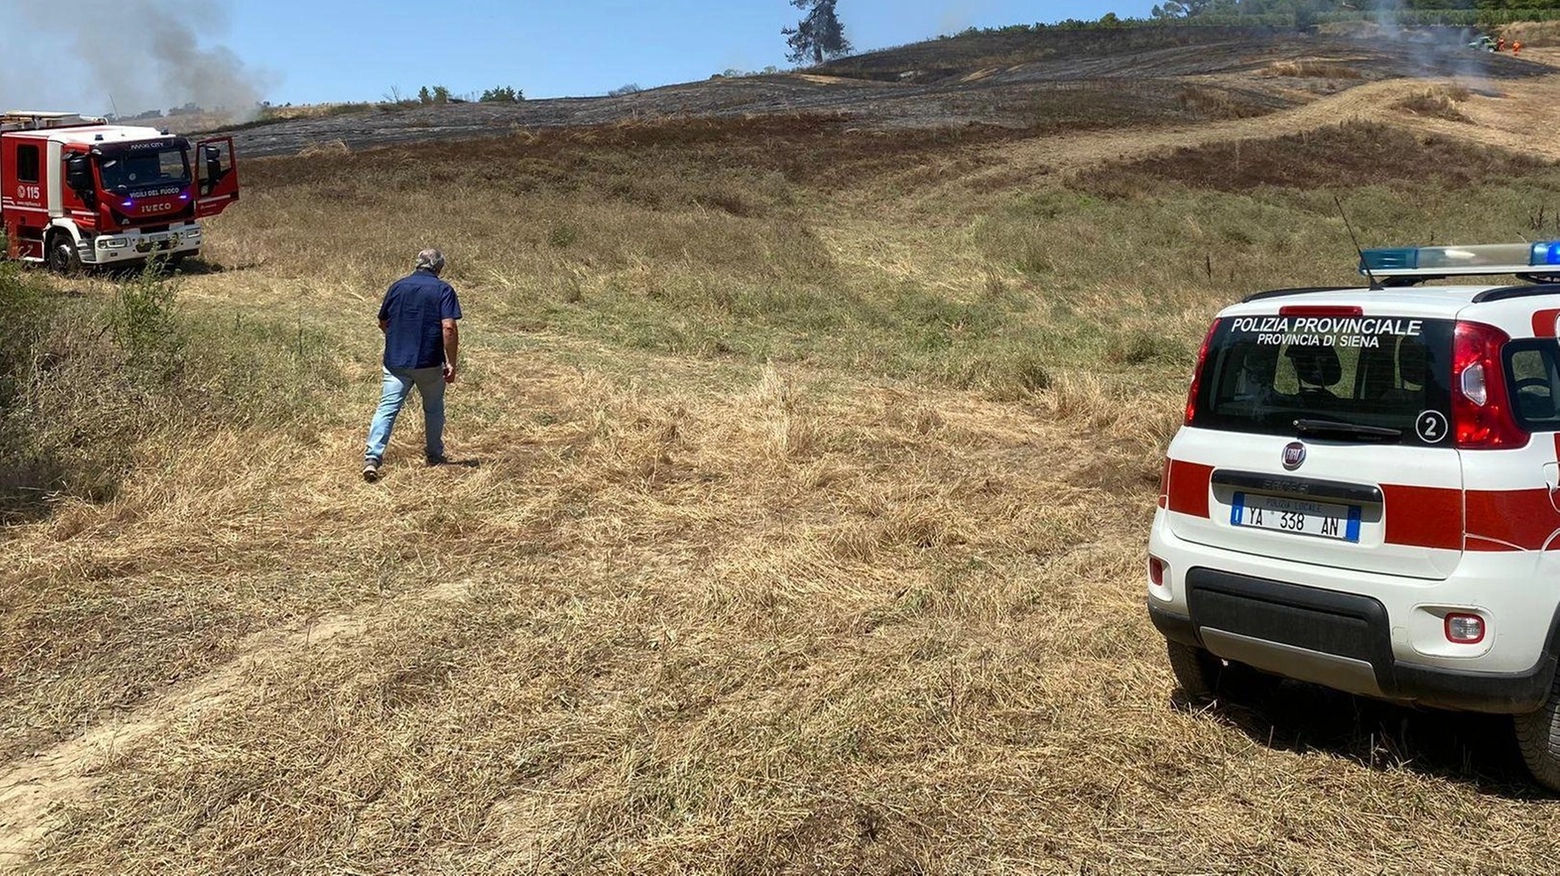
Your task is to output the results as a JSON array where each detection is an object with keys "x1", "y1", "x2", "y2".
[
  {"x1": 0, "y1": 265, "x2": 342, "y2": 519},
  {"x1": 113, "y1": 262, "x2": 185, "y2": 382},
  {"x1": 480, "y1": 85, "x2": 524, "y2": 103}
]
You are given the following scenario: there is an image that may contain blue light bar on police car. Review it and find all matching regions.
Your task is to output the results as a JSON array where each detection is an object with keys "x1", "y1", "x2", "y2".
[{"x1": 1360, "y1": 242, "x2": 1560, "y2": 278}]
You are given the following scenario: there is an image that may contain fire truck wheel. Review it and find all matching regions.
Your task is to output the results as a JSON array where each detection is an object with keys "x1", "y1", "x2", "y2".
[
  {"x1": 1515, "y1": 671, "x2": 1560, "y2": 793},
  {"x1": 1166, "y1": 640, "x2": 1277, "y2": 704},
  {"x1": 46, "y1": 235, "x2": 81, "y2": 275}
]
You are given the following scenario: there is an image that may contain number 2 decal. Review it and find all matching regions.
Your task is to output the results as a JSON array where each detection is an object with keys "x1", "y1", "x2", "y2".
[{"x1": 1417, "y1": 410, "x2": 1449, "y2": 444}]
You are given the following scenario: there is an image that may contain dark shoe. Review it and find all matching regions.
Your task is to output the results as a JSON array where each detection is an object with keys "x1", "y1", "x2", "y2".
[
  {"x1": 426, "y1": 454, "x2": 449, "y2": 467},
  {"x1": 363, "y1": 459, "x2": 382, "y2": 482}
]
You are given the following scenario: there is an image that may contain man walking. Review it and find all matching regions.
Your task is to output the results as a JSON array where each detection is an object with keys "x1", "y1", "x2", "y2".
[{"x1": 362, "y1": 248, "x2": 462, "y2": 482}]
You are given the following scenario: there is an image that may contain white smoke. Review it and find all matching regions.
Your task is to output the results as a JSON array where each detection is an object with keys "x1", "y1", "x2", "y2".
[
  {"x1": 940, "y1": 0, "x2": 985, "y2": 36},
  {"x1": 0, "y1": 0, "x2": 272, "y2": 122},
  {"x1": 1371, "y1": 0, "x2": 1489, "y2": 81}
]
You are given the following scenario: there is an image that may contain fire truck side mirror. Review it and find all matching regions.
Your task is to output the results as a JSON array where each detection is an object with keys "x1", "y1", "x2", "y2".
[{"x1": 65, "y1": 155, "x2": 95, "y2": 204}]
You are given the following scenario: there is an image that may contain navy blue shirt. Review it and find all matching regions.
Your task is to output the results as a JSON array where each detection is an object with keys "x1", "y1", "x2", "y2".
[{"x1": 378, "y1": 270, "x2": 462, "y2": 370}]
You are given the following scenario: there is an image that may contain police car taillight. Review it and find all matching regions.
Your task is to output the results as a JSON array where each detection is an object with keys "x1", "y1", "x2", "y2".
[
  {"x1": 1452, "y1": 321, "x2": 1527, "y2": 449},
  {"x1": 1148, "y1": 556, "x2": 1166, "y2": 587},
  {"x1": 1184, "y1": 318, "x2": 1222, "y2": 424},
  {"x1": 1445, "y1": 613, "x2": 1486, "y2": 645}
]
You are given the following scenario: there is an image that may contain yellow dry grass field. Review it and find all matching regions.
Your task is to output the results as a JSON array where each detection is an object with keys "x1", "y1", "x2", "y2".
[{"x1": 7, "y1": 49, "x2": 1560, "y2": 874}]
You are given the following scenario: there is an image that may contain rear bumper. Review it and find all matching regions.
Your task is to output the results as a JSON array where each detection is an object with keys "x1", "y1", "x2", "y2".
[{"x1": 1149, "y1": 570, "x2": 1558, "y2": 714}]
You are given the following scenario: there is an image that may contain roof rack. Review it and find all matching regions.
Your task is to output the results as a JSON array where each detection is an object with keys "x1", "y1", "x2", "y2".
[
  {"x1": 0, "y1": 110, "x2": 107, "y2": 133},
  {"x1": 1359, "y1": 242, "x2": 1560, "y2": 286}
]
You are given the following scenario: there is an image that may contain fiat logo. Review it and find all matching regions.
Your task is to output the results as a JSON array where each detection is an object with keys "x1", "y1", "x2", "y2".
[{"x1": 1282, "y1": 442, "x2": 1307, "y2": 471}]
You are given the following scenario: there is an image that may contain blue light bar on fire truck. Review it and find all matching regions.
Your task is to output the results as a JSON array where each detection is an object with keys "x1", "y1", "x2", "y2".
[{"x1": 1359, "y1": 242, "x2": 1560, "y2": 279}]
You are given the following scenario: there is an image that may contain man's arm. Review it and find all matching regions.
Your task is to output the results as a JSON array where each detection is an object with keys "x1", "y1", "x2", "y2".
[
  {"x1": 442, "y1": 319, "x2": 459, "y2": 381},
  {"x1": 378, "y1": 282, "x2": 398, "y2": 333}
]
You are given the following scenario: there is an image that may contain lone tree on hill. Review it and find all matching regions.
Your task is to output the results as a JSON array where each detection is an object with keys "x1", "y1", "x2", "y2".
[{"x1": 784, "y1": 0, "x2": 853, "y2": 65}]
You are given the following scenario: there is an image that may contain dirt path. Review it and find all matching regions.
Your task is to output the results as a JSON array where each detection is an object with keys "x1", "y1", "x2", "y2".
[
  {"x1": 965, "y1": 78, "x2": 1433, "y2": 182},
  {"x1": 0, "y1": 578, "x2": 472, "y2": 872},
  {"x1": 953, "y1": 72, "x2": 1560, "y2": 190}
]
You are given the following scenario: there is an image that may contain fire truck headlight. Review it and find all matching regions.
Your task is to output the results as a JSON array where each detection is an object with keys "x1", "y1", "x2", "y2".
[{"x1": 101, "y1": 239, "x2": 128, "y2": 249}]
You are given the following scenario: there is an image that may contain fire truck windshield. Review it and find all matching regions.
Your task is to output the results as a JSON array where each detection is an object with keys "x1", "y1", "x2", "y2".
[{"x1": 96, "y1": 143, "x2": 191, "y2": 194}]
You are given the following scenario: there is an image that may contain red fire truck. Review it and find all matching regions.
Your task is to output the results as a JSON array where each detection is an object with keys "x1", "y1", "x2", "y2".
[{"x1": 1, "y1": 111, "x2": 239, "y2": 271}]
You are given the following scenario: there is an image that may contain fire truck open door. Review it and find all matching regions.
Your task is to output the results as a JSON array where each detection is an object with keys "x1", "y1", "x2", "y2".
[{"x1": 194, "y1": 136, "x2": 239, "y2": 217}]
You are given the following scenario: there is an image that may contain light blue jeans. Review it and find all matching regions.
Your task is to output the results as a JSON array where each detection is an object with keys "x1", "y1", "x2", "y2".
[{"x1": 364, "y1": 366, "x2": 446, "y2": 463}]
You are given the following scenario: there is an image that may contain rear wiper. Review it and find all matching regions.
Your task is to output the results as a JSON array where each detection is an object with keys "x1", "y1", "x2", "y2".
[{"x1": 1293, "y1": 419, "x2": 1403, "y2": 441}]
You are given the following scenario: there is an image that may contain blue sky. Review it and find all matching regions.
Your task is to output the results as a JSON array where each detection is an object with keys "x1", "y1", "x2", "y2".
[{"x1": 232, "y1": 1, "x2": 1159, "y2": 105}]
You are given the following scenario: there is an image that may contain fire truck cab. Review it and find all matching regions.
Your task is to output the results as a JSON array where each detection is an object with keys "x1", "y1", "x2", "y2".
[{"x1": 1, "y1": 110, "x2": 239, "y2": 271}]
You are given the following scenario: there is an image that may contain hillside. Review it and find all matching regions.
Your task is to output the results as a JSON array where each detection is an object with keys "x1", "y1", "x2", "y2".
[
  {"x1": 6, "y1": 24, "x2": 1560, "y2": 876},
  {"x1": 212, "y1": 25, "x2": 1545, "y2": 158}
]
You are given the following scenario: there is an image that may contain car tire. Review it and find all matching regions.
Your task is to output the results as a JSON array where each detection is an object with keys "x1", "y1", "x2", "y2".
[
  {"x1": 46, "y1": 234, "x2": 81, "y2": 275},
  {"x1": 1166, "y1": 640, "x2": 1220, "y2": 699},
  {"x1": 1515, "y1": 672, "x2": 1560, "y2": 792},
  {"x1": 1166, "y1": 640, "x2": 1277, "y2": 702}
]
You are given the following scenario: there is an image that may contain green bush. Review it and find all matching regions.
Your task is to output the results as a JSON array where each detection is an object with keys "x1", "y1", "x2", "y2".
[
  {"x1": 479, "y1": 85, "x2": 524, "y2": 103},
  {"x1": 0, "y1": 265, "x2": 342, "y2": 519},
  {"x1": 113, "y1": 262, "x2": 185, "y2": 382}
]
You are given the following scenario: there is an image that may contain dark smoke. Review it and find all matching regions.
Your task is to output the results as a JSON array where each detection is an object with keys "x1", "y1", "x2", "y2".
[{"x1": 0, "y1": 0, "x2": 271, "y2": 122}]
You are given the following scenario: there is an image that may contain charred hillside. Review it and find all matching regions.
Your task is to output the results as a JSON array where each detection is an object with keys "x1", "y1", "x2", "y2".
[{"x1": 214, "y1": 25, "x2": 1547, "y2": 159}]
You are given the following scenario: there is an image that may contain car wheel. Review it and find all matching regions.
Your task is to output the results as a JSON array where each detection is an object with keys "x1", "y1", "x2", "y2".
[
  {"x1": 46, "y1": 235, "x2": 81, "y2": 275},
  {"x1": 1166, "y1": 640, "x2": 1278, "y2": 702},
  {"x1": 1515, "y1": 671, "x2": 1560, "y2": 792},
  {"x1": 1166, "y1": 640, "x2": 1219, "y2": 699}
]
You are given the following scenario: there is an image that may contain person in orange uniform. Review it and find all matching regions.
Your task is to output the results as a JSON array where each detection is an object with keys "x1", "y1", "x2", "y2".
[{"x1": 1514, "y1": 40, "x2": 1524, "y2": 56}]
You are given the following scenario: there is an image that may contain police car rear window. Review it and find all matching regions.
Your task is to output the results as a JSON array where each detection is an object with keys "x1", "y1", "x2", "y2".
[{"x1": 1190, "y1": 315, "x2": 1455, "y2": 446}]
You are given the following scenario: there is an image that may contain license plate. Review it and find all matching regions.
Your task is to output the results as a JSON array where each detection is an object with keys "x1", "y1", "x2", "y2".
[{"x1": 1231, "y1": 492, "x2": 1360, "y2": 542}]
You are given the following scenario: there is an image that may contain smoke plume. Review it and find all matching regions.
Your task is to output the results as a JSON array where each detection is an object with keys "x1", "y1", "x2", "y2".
[
  {"x1": 1371, "y1": 0, "x2": 1488, "y2": 81},
  {"x1": 939, "y1": 0, "x2": 984, "y2": 36},
  {"x1": 0, "y1": 0, "x2": 271, "y2": 122}
]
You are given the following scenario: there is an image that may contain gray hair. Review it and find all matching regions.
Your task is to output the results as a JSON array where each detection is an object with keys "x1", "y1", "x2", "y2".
[{"x1": 415, "y1": 248, "x2": 446, "y2": 274}]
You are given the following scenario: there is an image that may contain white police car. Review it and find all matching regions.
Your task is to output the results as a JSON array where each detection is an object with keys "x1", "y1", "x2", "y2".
[{"x1": 1148, "y1": 242, "x2": 1560, "y2": 789}]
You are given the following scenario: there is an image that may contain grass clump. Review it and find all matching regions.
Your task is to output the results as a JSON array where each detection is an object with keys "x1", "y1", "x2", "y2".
[
  {"x1": 1108, "y1": 328, "x2": 1188, "y2": 366},
  {"x1": 0, "y1": 266, "x2": 159, "y2": 513},
  {"x1": 1263, "y1": 59, "x2": 1363, "y2": 79},
  {"x1": 0, "y1": 265, "x2": 342, "y2": 519},
  {"x1": 1395, "y1": 85, "x2": 1473, "y2": 123}
]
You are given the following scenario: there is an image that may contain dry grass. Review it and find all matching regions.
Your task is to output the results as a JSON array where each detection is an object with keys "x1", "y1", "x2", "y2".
[
  {"x1": 9, "y1": 78, "x2": 1560, "y2": 874},
  {"x1": 1395, "y1": 84, "x2": 1473, "y2": 123},
  {"x1": 1262, "y1": 58, "x2": 1366, "y2": 80},
  {"x1": 1502, "y1": 21, "x2": 1560, "y2": 48}
]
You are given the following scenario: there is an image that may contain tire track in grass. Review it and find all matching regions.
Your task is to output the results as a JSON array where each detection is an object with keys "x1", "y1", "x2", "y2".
[{"x1": 0, "y1": 578, "x2": 472, "y2": 871}]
